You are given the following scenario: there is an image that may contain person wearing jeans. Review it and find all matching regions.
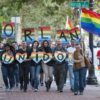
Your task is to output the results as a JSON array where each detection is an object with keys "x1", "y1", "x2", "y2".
[
  {"x1": 30, "y1": 41, "x2": 42, "y2": 92},
  {"x1": 67, "y1": 40, "x2": 76, "y2": 92},
  {"x1": 1, "y1": 44, "x2": 15, "y2": 91},
  {"x1": 73, "y1": 44, "x2": 86, "y2": 95}
]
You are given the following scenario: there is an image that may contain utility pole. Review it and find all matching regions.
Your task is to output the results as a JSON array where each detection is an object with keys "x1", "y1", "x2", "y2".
[{"x1": 87, "y1": 0, "x2": 98, "y2": 85}]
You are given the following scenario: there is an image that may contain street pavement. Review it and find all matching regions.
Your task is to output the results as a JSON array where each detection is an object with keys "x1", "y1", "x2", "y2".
[{"x1": 0, "y1": 82, "x2": 100, "y2": 100}]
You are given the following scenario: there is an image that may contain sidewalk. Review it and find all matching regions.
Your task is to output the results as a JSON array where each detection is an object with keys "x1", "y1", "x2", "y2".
[{"x1": 0, "y1": 82, "x2": 100, "y2": 100}]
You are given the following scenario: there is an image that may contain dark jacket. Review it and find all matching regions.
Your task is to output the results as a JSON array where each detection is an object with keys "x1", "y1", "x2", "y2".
[
  {"x1": 1, "y1": 50, "x2": 16, "y2": 67},
  {"x1": 16, "y1": 48, "x2": 31, "y2": 67},
  {"x1": 41, "y1": 46, "x2": 54, "y2": 66},
  {"x1": 30, "y1": 47, "x2": 42, "y2": 67}
]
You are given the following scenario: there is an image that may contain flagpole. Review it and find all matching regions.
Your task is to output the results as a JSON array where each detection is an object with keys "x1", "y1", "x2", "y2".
[
  {"x1": 65, "y1": 16, "x2": 68, "y2": 29},
  {"x1": 87, "y1": 0, "x2": 98, "y2": 85},
  {"x1": 79, "y1": 2, "x2": 82, "y2": 38}
]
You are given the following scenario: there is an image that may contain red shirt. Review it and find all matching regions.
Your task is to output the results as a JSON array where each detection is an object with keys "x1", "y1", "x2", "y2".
[{"x1": 97, "y1": 50, "x2": 100, "y2": 57}]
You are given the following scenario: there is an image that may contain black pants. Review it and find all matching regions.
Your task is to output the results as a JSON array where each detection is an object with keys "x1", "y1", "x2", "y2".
[
  {"x1": 19, "y1": 65, "x2": 29, "y2": 91},
  {"x1": 54, "y1": 63, "x2": 66, "y2": 91}
]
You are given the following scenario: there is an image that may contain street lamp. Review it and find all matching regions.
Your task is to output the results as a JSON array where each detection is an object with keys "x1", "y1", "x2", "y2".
[{"x1": 87, "y1": 0, "x2": 98, "y2": 85}]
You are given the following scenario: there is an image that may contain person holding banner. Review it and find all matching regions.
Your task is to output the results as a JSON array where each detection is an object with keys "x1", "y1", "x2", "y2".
[
  {"x1": 30, "y1": 41, "x2": 42, "y2": 92},
  {"x1": 41, "y1": 40, "x2": 54, "y2": 92},
  {"x1": 1, "y1": 43, "x2": 15, "y2": 91},
  {"x1": 12, "y1": 42, "x2": 19, "y2": 87},
  {"x1": 53, "y1": 39, "x2": 66, "y2": 92},
  {"x1": 16, "y1": 42, "x2": 30, "y2": 92}
]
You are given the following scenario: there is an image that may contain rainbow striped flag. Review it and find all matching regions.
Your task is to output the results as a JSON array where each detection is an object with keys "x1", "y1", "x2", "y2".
[
  {"x1": 65, "y1": 16, "x2": 73, "y2": 30},
  {"x1": 81, "y1": 8, "x2": 100, "y2": 36}
]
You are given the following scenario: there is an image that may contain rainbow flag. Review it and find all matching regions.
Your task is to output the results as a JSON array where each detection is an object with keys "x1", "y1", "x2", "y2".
[
  {"x1": 65, "y1": 16, "x2": 73, "y2": 30},
  {"x1": 81, "y1": 8, "x2": 100, "y2": 36}
]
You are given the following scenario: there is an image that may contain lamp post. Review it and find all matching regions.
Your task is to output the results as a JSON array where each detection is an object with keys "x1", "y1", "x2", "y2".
[{"x1": 87, "y1": 0, "x2": 98, "y2": 85}]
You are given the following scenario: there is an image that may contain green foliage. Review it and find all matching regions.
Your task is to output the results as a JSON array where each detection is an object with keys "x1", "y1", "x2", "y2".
[{"x1": 0, "y1": 0, "x2": 100, "y2": 42}]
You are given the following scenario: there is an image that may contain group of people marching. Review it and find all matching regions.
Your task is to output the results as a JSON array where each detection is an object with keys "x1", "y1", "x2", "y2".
[{"x1": 0, "y1": 39, "x2": 91, "y2": 95}]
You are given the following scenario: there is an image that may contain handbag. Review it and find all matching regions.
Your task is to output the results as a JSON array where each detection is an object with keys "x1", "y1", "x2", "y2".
[{"x1": 84, "y1": 56, "x2": 91, "y2": 68}]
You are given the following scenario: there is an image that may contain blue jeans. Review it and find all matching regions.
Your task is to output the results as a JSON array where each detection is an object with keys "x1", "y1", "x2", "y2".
[
  {"x1": 14, "y1": 64, "x2": 19, "y2": 86},
  {"x1": 1, "y1": 66, "x2": 15, "y2": 89},
  {"x1": 64, "y1": 62, "x2": 68, "y2": 84},
  {"x1": 67, "y1": 64, "x2": 74, "y2": 90},
  {"x1": 30, "y1": 65, "x2": 40, "y2": 89},
  {"x1": 82, "y1": 67, "x2": 87, "y2": 88},
  {"x1": 74, "y1": 67, "x2": 87, "y2": 92}
]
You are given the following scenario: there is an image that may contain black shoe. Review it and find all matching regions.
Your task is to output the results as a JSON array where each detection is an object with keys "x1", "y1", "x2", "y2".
[
  {"x1": 23, "y1": 89, "x2": 27, "y2": 92},
  {"x1": 74, "y1": 92, "x2": 78, "y2": 95},
  {"x1": 45, "y1": 82, "x2": 50, "y2": 92},
  {"x1": 41, "y1": 83, "x2": 44, "y2": 86},
  {"x1": 70, "y1": 88, "x2": 74, "y2": 92},
  {"x1": 20, "y1": 85, "x2": 23, "y2": 90},
  {"x1": 46, "y1": 88, "x2": 49, "y2": 92},
  {"x1": 16, "y1": 83, "x2": 19, "y2": 87},
  {"x1": 59, "y1": 90, "x2": 63, "y2": 93}
]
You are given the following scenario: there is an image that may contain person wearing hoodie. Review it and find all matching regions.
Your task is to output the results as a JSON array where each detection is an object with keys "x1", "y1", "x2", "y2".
[
  {"x1": 30, "y1": 41, "x2": 42, "y2": 92},
  {"x1": 41, "y1": 40, "x2": 54, "y2": 92},
  {"x1": 1, "y1": 43, "x2": 15, "y2": 91}
]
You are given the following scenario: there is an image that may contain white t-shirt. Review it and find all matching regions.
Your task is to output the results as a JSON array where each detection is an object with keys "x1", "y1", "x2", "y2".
[{"x1": 67, "y1": 47, "x2": 76, "y2": 65}]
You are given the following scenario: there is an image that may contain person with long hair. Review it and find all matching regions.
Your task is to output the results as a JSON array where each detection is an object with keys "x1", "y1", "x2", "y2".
[
  {"x1": 30, "y1": 41, "x2": 42, "y2": 92},
  {"x1": 41, "y1": 40, "x2": 54, "y2": 92}
]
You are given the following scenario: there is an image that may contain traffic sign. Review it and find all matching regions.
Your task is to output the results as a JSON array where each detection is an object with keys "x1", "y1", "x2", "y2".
[{"x1": 70, "y1": 1, "x2": 89, "y2": 8}]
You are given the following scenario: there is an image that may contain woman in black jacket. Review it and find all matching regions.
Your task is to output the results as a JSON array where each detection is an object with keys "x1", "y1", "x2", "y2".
[
  {"x1": 30, "y1": 41, "x2": 42, "y2": 92},
  {"x1": 41, "y1": 40, "x2": 54, "y2": 92},
  {"x1": 1, "y1": 43, "x2": 15, "y2": 91}
]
